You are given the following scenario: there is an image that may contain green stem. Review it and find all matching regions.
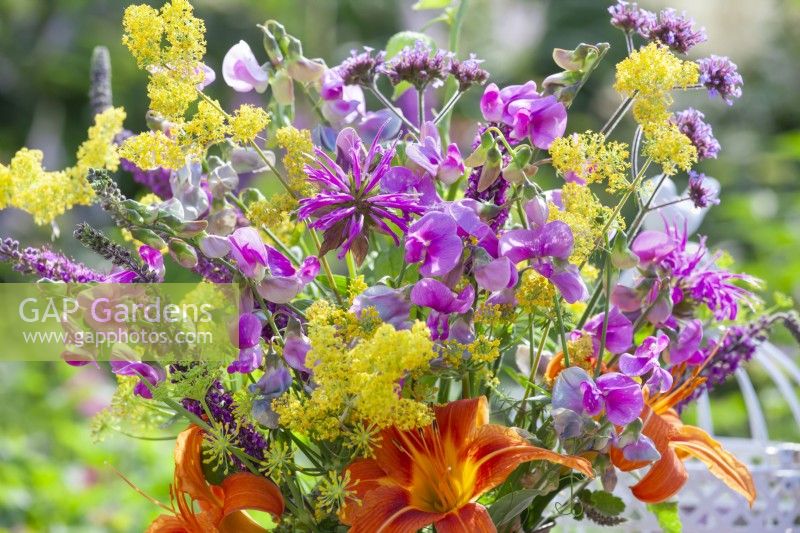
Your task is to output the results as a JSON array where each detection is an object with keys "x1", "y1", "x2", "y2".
[
  {"x1": 554, "y1": 296, "x2": 570, "y2": 367},
  {"x1": 346, "y1": 250, "x2": 358, "y2": 279},
  {"x1": 595, "y1": 247, "x2": 613, "y2": 377},
  {"x1": 600, "y1": 94, "x2": 636, "y2": 136},
  {"x1": 368, "y1": 84, "x2": 419, "y2": 135},
  {"x1": 417, "y1": 86, "x2": 425, "y2": 129},
  {"x1": 433, "y1": 91, "x2": 463, "y2": 125}
]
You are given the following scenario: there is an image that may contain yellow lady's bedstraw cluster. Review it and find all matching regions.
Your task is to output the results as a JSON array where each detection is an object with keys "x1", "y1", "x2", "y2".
[
  {"x1": 120, "y1": 0, "x2": 269, "y2": 170},
  {"x1": 615, "y1": 42, "x2": 699, "y2": 175},
  {"x1": 275, "y1": 126, "x2": 314, "y2": 196},
  {"x1": 0, "y1": 107, "x2": 125, "y2": 225},
  {"x1": 549, "y1": 131, "x2": 631, "y2": 193},
  {"x1": 273, "y1": 302, "x2": 435, "y2": 440}
]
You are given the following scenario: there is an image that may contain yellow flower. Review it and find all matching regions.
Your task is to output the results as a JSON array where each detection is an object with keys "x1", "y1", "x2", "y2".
[
  {"x1": 230, "y1": 104, "x2": 270, "y2": 144},
  {"x1": 614, "y1": 43, "x2": 698, "y2": 100},
  {"x1": 75, "y1": 107, "x2": 126, "y2": 174},
  {"x1": 121, "y1": 4, "x2": 164, "y2": 68},
  {"x1": 119, "y1": 130, "x2": 185, "y2": 171},
  {"x1": 549, "y1": 131, "x2": 631, "y2": 193},
  {"x1": 643, "y1": 122, "x2": 697, "y2": 176},
  {"x1": 183, "y1": 98, "x2": 228, "y2": 150},
  {"x1": 275, "y1": 126, "x2": 314, "y2": 195},
  {"x1": 518, "y1": 270, "x2": 557, "y2": 313},
  {"x1": 158, "y1": 0, "x2": 206, "y2": 67}
]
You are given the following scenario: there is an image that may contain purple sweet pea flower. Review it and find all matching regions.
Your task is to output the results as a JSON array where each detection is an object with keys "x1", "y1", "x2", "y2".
[
  {"x1": 578, "y1": 306, "x2": 634, "y2": 355},
  {"x1": 197, "y1": 63, "x2": 216, "y2": 90},
  {"x1": 222, "y1": 40, "x2": 269, "y2": 93},
  {"x1": 320, "y1": 69, "x2": 366, "y2": 126},
  {"x1": 110, "y1": 359, "x2": 163, "y2": 399},
  {"x1": 474, "y1": 255, "x2": 518, "y2": 292},
  {"x1": 668, "y1": 319, "x2": 705, "y2": 366},
  {"x1": 411, "y1": 278, "x2": 474, "y2": 340},
  {"x1": 227, "y1": 312, "x2": 264, "y2": 374},
  {"x1": 138, "y1": 245, "x2": 164, "y2": 280},
  {"x1": 405, "y1": 211, "x2": 463, "y2": 277},
  {"x1": 283, "y1": 318, "x2": 311, "y2": 372},
  {"x1": 381, "y1": 166, "x2": 439, "y2": 206},
  {"x1": 350, "y1": 285, "x2": 412, "y2": 330},
  {"x1": 439, "y1": 199, "x2": 498, "y2": 255},
  {"x1": 553, "y1": 367, "x2": 643, "y2": 426},
  {"x1": 619, "y1": 332, "x2": 673, "y2": 393},
  {"x1": 406, "y1": 122, "x2": 465, "y2": 185},
  {"x1": 622, "y1": 434, "x2": 661, "y2": 462},
  {"x1": 631, "y1": 230, "x2": 676, "y2": 265},
  {"x1": 552, "y1": 367, "x2": 593, "y2": 413},
  {"x1": 257, "y1": 251, "x2": 320, "y2": 304},
  {"x1": 590, "y1": 373, "x2": 645, "y2": 426},
  {"x1": 479, "y1": 81, "x2": 567, "y2": 149},
  {"x1": 228, "y1": 227, "x2": 269, "y2": 279}
]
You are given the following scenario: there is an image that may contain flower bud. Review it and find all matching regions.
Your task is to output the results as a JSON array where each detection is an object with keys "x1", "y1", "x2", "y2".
[
  {"x1": 477, "y1": 145, "x2": 502, "y2": 192},
  {"x1": 463, "y1": 130, "x2": 494, "y2": 167},
  {"x1": 502, "y1": 145, "x2": 533, "y2": 185},
  {"x1": 611, "y1": 235, "x2": 639, "y2": 270},
  {"x1": 176, "y1": 219, "x2": 208, "y2": 239},
  {"x1": 130, "y1": 228, "x2": 166, "y2": 250},
  {"x1": 168, "y1": 238, "x2": 198, "y2": 268},
  {"x1": 270, "y1": 69, "x2": 295, "y2": 106},
  {"x1": 258, "y1": 24, "x2": 284, "y2": 65}
]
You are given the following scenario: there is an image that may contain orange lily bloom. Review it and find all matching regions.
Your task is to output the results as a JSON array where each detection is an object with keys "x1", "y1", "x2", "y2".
[
  {"x1": 341, "y1": 396, "x2": 594, "y2": 533},
  {"x1": 146, "y1": 425, "x2": 284, "y2": 532},
  {"x1": 610, "y1": 377, "x2": 756, "y2": 506}
]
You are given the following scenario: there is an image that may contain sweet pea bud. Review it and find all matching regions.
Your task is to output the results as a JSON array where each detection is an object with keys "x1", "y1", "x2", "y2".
[
  {"x1": 464, "y1": 130, "x2": 494, "y2": 167},
  {"x1": 611, "y1": 235, "x2": 638, "y2": 270},
  {"x1": 157, "y1": 213, "x2": 184, "y2": 231},
  {"x1": 477, "y1": 145, "x2": 502, "y2": 192},
  {"x1": 168, "y1": 238, "x2": 198, "y2": 269},
  {"x1": 286, "y1": 38, "x2": 326, "y2": 83},
  {"x1": 270, "y1": 70, "x2": 295, "y2": 106},
  {"x1": 258, "y1": 24, "x2": 284, "y2": 65},
  {"x1": 198, "y1": 233, "x2": 231, "y2": 259},
  {"x1": 502, "y1": 145, "x2": 533, "y2": 185},
  {"x1": 239, "y1": 187, "x2": 266, "y2": 207},
  {"x1": 130, "y1": 228, "x2": 166, "y2": 250},
  {"x1": 265, "y1": 20, "x2": 288, "y2": 51},
  {"x1": 176, "y1": 219, "x2": 208, "y2": 239}
]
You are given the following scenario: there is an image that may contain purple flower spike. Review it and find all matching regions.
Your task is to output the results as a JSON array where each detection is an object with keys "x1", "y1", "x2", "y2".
[
  {"x1": 298, "y1": 128, "x2": 423, "y2": 264},
  {"x1": 698, "y1": 55, "x2": 743, "y2": 105},
  {"x1": 479, "y1": 81, "x2": 567, "y2": 149},
  {"x1": 405, "y1": 212, "x2": 463, "y2": 277},
  {"x1": 608, "y1": 1, "x2": 656, "y2": 37},
  {"x1": 222, "y1": 40, "x2": 269, "y2": 93},
  {"x1": 646, "y1": 8, "x2": 707, "y2": 54}
]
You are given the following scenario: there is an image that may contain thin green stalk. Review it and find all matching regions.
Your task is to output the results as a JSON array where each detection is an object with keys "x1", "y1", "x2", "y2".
[
  {"x1": 346, "y1": 250, "x2": 358, "y2": 279},
  {"x1": 554, "y1": 296, "x2": 570, "y2": 367},
  {"x1": 595, "y1": 248, "x2": 613, "y2": 377},
  {"x1": 433, "y1": 90, "x2": 463, "y2": 125},
  {"x1": 368, "y1": 84, "x2": 419, "y2": 135},
  {"x1": 417, "y1": 86, "x2": 425, "y2": 129},
  {"x1": 515, "y1": 317, "x2": 552, "y2": 426},
  {"x1": 600, "y1": 94, "x2": 636, "y2": 136}
]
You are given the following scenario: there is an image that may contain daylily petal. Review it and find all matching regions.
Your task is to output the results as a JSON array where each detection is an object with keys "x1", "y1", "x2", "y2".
[
  {"x1": 219, "y1": 472, "x2": 284, "y2": 523},
  {"x1": 435, "y1": 396, "x2": 489, "y2": 447},
  {"x1": 346, "y1": 485, "x2": 441, "y2": 533},
  {"x1": 173, "y1": 425, "x2": 220, "y2": 508},
  {"x1": 435, "y1": 503, "x2": 495, "y2": 533},
  {"x1": 629, "y1": 446, "x2": 688, "y2": 504}
]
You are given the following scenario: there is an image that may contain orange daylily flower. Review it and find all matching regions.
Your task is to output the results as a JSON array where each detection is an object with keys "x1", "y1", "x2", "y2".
[
  {"x1": 341, "y1": 396, "x2": 594, "y2": 533},
  {"x1": 610, "y1": 388, "x2": 756, "y2": 506},
  {"x1": 146, "y1": 425, "x2": 284, "y2": 533}
]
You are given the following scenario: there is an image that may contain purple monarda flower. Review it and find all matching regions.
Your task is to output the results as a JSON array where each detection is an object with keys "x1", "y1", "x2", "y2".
[
  {"x1": 552, "y1": 367, "x2": 643, "y2": 427},
  {"x1": 334, "y1": 47, "x2": 385, "y2": 86},
  {"x1": 608, "y1": 1, "x2": 656, "y2": 37},
  {"x1": 406, "y1": 122, "x2": 465, "y2": 185},
  {"x1": 382, "y1": 41, "x2": 452, "y2": 89},
  {"x1": 222, "y1": 40, "x2": 269, "y2": 93},
  {"x1": 687, "y1": 171, "x2": 720, "y2": 208},
  {"x1": 298, "y1": 128, "x2": 423, "y2": 264},
  {"x1": 405, "y1": 211, "x2": 463, "y2": 277},
  {"x1": 673, "y1": 108, "x2": 721, "y2": 160},
  {"x1": 619, "y1": 332, "x2": 673, "y2": 393},
  {"x1": 480, "y1": 81, "x2": 567, "y2": 149},
  {"x1": 698, "y1": 55, "x2": 743, "y2": 105},
  {"x1": 449, "y1": 54, "x2": 489, "y2": 92},
  {"x1": 646, "y1": 8, "x2": 707, "y2": 54}
]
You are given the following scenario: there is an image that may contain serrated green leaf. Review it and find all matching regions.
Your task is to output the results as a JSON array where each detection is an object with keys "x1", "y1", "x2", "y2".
[
  {"x1": 589, "y1": 490, "x2": 625, "y2": 516},
  {"x1": 488, "y1": 489, "x2": 540, "y2": 527},
  {"x1": 647, "y1": 502, "x2": 682, "y2": 533},
  {"x1": 412, "y1": 0, "x2": 451, "y2": 10}
]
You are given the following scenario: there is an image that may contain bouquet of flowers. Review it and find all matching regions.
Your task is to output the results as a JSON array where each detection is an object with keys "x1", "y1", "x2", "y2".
[{"x1": 2, "y1": 0, "x2": 799, "y2": 531}]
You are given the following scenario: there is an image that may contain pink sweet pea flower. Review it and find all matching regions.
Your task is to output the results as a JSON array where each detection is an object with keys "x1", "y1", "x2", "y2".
[{"x1": 222, "y1": 40, "x2": 269, "y2": 93}]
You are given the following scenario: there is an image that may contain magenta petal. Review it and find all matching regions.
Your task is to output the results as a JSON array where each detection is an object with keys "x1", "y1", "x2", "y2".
[
  {"x1": 611, "y1": 284, "x2": 642, "y2": 313},
  {"x1": 411, "y1": 278, "x2": 458, "y2": 313},
  {"x1": 524, "y1": 197, "x2": 549, "y2": 229},
  {"x1": 631, "y1": 230, "x2": 675, "y2": 264},
  {"x1": 581, "y1": 380, "x2": 604, "y2": 416},
  {"x1": 583, "y1": 307, "x2": 633, "y2": 354},
  {"x1": 480, "y1": 83, "x2": 503, "y2": 122},
  {"x1": 257, "y1": 276, "x2": 303, "y2": 304},
  {"x1": 618, "y1": 351, "x2": 653, "y2": 377},
  {"x1": 549, "y1": 264, "x2": 588, "y2": 303},
  {"x1": 475, "y1": 256, "x2": 514, "y2": 292},
  {"x1": 668, "y1": 319, "x2": 703, "y2": 365},
  {"x1": 553, "y1": 367, "x2": 592, "y2": 413},
  {"x1": 298, "y1": 256, "x2": 320, "y2": 283},
  {"x1": 537, "y1": 221, "x2": 574, "y2": 260},
  {"x1": 596, "y1": 373, "x2": 644, "y2": 426},
  {"x1": 422, "y1": 233, "x2": 463, "y2": 277},
  {"x1": 528, "y1": 96, "x2": 568, "y2": 149},
  {"x1": 238, "y1": 313, "x2": 262, "y2": 349}
]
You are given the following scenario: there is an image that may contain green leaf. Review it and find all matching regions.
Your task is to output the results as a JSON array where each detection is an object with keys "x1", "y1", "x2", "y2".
[
  {"x1": 384, "y1": 31, "x2": 437, "y2": 99},
  {"x1": 488, "y1": 489, "x2": 540, "y2": 527},
  {"x1": 647, "y1": 502, "x2": 682, "y2": 533},
  {"x1": 412, "y1": 0, "x2": 452, "y2": 10},
  {"x1": 589, "y1": 491, "x2": 625, "y2": 516}
]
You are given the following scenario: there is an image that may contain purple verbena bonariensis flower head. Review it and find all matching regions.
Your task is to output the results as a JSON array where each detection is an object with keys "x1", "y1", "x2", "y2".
[
  {"x1": 222, "y1": 40, "x2": 270, "y2": 93},
  {"x1": 334, "y1": 47, "x2": 386, "y2": 87},
  {"x1": 498, "y1": 198, "x2": 588, "y2": 303},
  {"x1": 552, "y1": 367, "x2": 644, "y2": 426},
  {"x1": 480, "y1": 81, "x2": 567, "y2": 149},
  {"x1": 608, "y1": 1, "x2": 656, "y2": 37},
  {"x1": 646, "y1": 8, "x2": 707, "y2": 54},
  {"x1": 350, "y1": 285, "x2": 412, "y2": 330},
  {"x1": 382, "y1": 41, "x2": 452, "y2": 90},
  {"x1": 449, "y1": 54, "x2": 489, "y2": 92},
  {"x1": 574, "y1": 306, "x2": 634, "y2": 355},
  {"x1": 687, "y1": 171, "x2": 720, "y2": 208},
  {"x1": 697, "y1": 55, "x2": 743, "y2": 105},
  {"x1": 619, "y1": 331, "x2": 674, "y2": 393},
  {"x1": 406, "y1": 121, "x2": 465, "y2": 185},
  {"x1": 410, "y1": 278, "x2": 474, "y2": 340},
  {"x1": 298, "y1": 127, "x2": 424, "y2": 264},
  {"x1": 673, "y1": 108, "x2": 721, "y2": 160}
]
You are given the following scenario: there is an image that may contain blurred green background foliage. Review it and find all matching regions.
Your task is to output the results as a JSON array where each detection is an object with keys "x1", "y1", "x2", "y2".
[{"x1": 0, "y1": 0, "x2": 798, "y2": 530}]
